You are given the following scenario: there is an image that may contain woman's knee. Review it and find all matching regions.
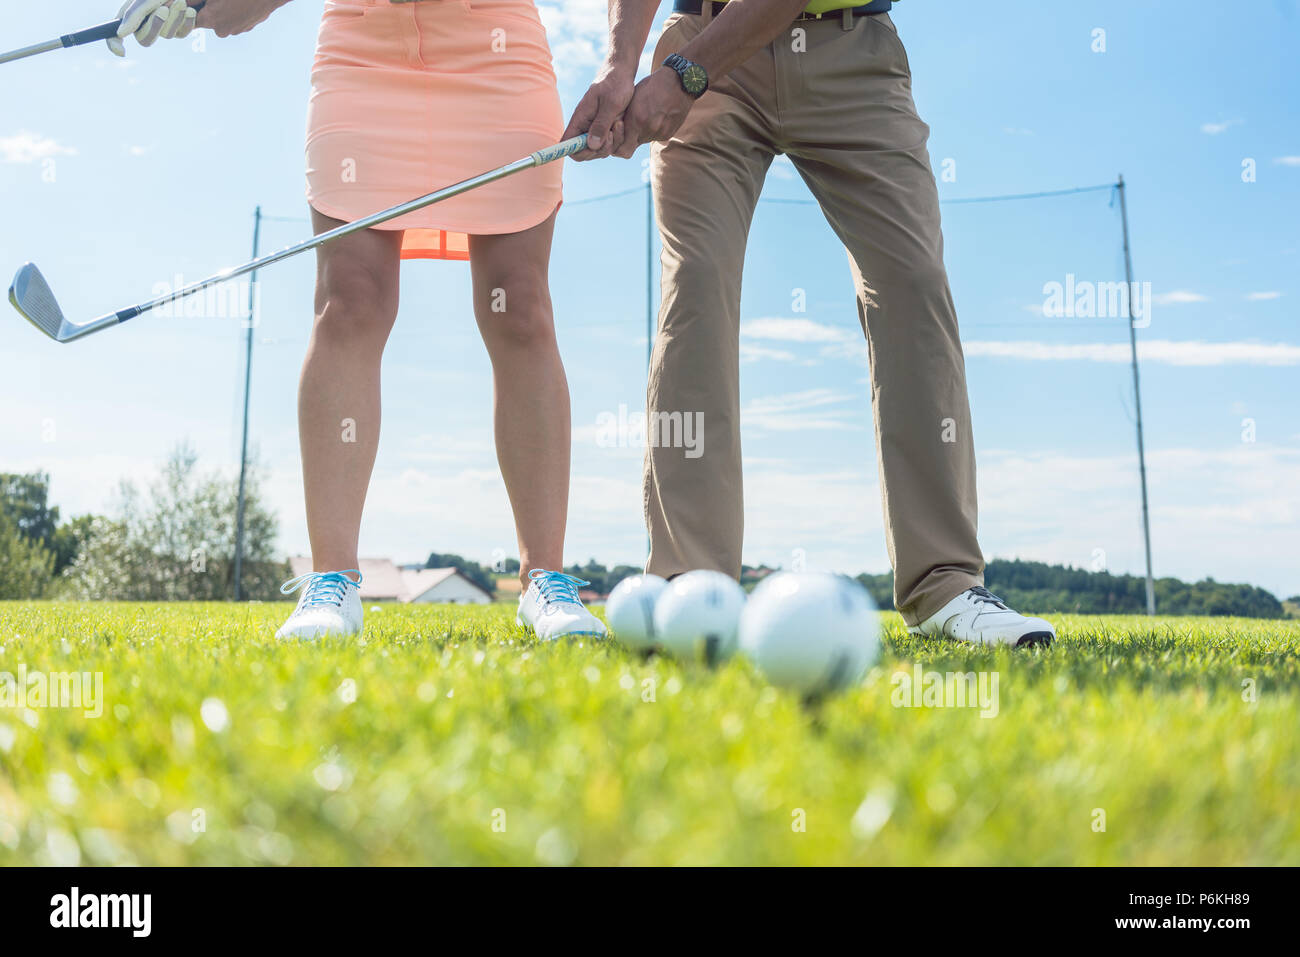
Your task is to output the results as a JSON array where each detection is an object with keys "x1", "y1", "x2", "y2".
[
  {"x1": 313, "y1": 258, "x2": 399, "y2": 349},
  {"x1": 474, "y1": 267, "x2": 555, "y2": 350}
]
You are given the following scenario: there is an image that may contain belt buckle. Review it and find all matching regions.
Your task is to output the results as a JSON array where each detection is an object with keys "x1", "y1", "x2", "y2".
[{"x1": 797, "y1": 7, "x2": 858, "y2": 29}]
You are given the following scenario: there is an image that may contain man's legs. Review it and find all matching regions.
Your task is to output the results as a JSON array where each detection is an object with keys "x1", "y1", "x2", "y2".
[
  {"x1": 645, "y1": 13, "x2": 777, "y2": 579},
  {"x1": 779, "y1": 13, "x2": 984, "y2": 625}
]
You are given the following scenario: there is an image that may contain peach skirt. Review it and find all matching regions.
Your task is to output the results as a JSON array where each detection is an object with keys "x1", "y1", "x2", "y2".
[{"x1": 305, "y1": 0, "x2": 564, "y2": 261}]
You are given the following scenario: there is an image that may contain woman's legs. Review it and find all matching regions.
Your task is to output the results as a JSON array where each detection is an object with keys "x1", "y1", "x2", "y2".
[
  {"x1": 299, "y1": 210, "x2": 404, "y2": 572},
  {"x1": 469, "y1": 211, "x2": 570, "y2": 587},
  {"x1": 297, "y1": 206, "x2": 568, "y2": 585}
]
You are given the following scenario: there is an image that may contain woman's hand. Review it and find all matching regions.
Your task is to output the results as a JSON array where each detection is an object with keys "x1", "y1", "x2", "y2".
[
  {"x1": 195, "y1": 0, "x2": 293, "y2": 38},
  {"x1": 107, "y1": 1, "x2": 198, "y2": 57}
]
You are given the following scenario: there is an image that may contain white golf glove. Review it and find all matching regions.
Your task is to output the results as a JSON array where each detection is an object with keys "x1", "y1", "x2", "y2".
[{"x1": 107, "y1": 0, "x2": 198, "y2": 57}]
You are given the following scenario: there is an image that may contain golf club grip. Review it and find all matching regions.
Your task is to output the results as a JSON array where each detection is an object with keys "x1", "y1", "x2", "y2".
[
  {"x1": 530, "y1": 135, "x2": 589, "y2": 165},
  {"x1": 61, "y1": 20, "x2": 123, "y2": 48}
]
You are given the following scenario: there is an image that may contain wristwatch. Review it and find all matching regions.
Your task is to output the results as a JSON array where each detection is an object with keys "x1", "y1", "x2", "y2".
[{"x1": 662, "y1": 53, "x2": 709, "y2": 98}]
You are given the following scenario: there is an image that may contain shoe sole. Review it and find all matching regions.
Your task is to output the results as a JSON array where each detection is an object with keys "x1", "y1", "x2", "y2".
[
  {"x1": 1014, "y1": 631, "x2": 1055, "y2": 648},
  {"x1": 909, "y1": 628, "x2": 1056, "y2": 649},
  {"x1": 275, "y1": 626, "x2": 360, "y2": 641},
  {"x1": 516, "y1": 616, "x2": 606, "y2": 640},
  {"x1": 520, "y1": 629, "x2": 609, "y2": 641}
]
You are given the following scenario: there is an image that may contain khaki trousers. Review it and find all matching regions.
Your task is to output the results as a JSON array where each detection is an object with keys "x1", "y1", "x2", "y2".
[{"x1": 644, "y1": 10, "x2": 984, "y2": 625}]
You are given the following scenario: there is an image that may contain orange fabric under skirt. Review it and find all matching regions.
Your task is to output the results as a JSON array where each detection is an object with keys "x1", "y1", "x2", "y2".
[
  {"x1": 400, "y1": 228, "x2": 470, "y2": 262},
  {"x1": 305, "y1": 0, "x2": 564, "y2": 261}
]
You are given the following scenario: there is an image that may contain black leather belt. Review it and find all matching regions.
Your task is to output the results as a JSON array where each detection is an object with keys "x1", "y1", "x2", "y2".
[{"x1": 672, "y1": 0, "x2": 892, "y2": 19}]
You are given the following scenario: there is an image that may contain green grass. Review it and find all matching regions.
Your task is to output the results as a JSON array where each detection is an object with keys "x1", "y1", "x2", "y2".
[{"x1": 2, "y1": 601, "x2": 1298, "y2": 865}]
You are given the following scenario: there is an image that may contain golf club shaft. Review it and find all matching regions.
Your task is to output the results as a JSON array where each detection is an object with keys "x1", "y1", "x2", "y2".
[
  {"x1": 66, "y1": 134, "x2": 588, "y2": 341},
  {"x1": 0, "y1": 20, "x2": 123, "y2": 65}
]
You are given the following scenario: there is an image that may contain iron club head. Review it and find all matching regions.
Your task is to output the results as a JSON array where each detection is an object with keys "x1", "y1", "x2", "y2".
[
  {"x1": 10, "y1": 263, "x2": 71, "y2": 342},
  {"x1": 6, "y1": 136, "x2": 586, "y2": 346},
  {"x1": 9, "y1": 263, "x2": 123, "y2": 343}
]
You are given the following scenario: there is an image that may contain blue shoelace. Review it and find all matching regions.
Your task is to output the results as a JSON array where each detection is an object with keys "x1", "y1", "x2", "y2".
[
  {"x1": 280, "y1": 570, "x2": 363, "y2": 607},
  {"x1": 529, "y1": 569, "x2": 589, "y2": 606}
]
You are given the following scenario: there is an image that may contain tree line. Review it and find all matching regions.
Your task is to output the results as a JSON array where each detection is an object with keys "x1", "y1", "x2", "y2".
[
  {"x1": 1, "y1": 446, "x2": 285, "y2": 601},
  {"x1": 542, "y1": 558, "x2": 1292, "y2": 619},
  {"x1": 854, "y1": 559, "x2": 1291, "y2": 619},
  {"x1": 3, "y1": 459, "x2": 1293, "y2": 618}
]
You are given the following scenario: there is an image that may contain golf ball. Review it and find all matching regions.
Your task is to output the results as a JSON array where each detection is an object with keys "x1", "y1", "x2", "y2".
[
  {"x1": 738, "y1": 572, "x2": 880, "y2": 696},
  {"x1": 652, "y1": 569, "x2": 747, "y2": 665},
  {"x1": 604, "y1": 574, "x2": 669, "y2": 651}
]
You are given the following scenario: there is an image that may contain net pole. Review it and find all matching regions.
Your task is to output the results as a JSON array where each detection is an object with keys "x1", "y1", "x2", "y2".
[
  {"x1": 645, "y1": 179, "x2": 654, "y2": 561},
  {"x1": 1117, "y1": 176, "x2": 1156, "y2": 615},
  {"x1": 233, "y1": 206, "x2": 262, "y2": 601}
]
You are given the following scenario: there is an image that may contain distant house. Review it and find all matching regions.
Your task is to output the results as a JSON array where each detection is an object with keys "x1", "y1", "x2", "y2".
[
  {"x1": 288, "y1": 557, "x2": 493, "y2": 604},
  {"x1": 490, "y1": 577, "x2": 601, "y2": 602}
]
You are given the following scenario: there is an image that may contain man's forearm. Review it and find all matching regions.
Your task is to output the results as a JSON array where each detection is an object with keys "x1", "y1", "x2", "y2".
[
  {"x1": 606, "y1": 0, "x2": 811, "y2": 81},
  {"x1": 676, "y1": 0, "x2": 812, "y2": 81},
  {"x1": 605, "y1": 0, "x2": 662, "y2": 73},
  {"x1": 593, "y1": 0, "x2": 816, "y2": 158}
]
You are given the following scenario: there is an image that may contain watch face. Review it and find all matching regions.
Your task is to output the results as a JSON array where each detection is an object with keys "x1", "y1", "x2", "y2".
[{"x1": 682, "y1": 64, "x2": 708, "y2": 95}]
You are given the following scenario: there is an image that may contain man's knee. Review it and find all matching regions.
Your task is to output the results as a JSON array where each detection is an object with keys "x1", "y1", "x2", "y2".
[
  {"x1": 659, "y1": 250, "x2": 743, "y2": 330},
  {"x1": 856, "y1": 256, "x2": 953, "y2": 326},
  {"x1": 870, "y1": 252, "x2": 949, "y2": 296}
]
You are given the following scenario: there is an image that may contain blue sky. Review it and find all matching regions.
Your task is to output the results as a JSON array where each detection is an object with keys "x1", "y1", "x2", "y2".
[{"x1": 2, "y1": 1, "x2": 1297, "y2": 597}]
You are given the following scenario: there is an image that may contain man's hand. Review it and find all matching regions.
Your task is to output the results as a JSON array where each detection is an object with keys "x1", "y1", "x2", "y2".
[
  {"x1": 614, "y1": 68, "x2": 694, "y2": 159},
  {"x1": 108, "y1": 1, "x2": 198, "y2": 56},
  {"x1": 563, "y1": 62, "x2": 636, "y2": 161},
  {"x1": 195, "y1": 0, "x2": 290, "y2": 38}
]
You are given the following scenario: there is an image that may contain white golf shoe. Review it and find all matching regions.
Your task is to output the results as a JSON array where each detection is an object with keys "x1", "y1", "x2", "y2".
[
  {"x1": 275, "y1": 570, "x2": 364, "y2": 641},
  {"x1": 908, "y1": 586, "x2": 1055, "y2": 648},
  {"x1": 517, "y1": 569, "x2": 608, "y2": 641}
]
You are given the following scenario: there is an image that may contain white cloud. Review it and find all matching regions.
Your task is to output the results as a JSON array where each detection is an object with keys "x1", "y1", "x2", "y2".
[
  {"x1": 963, "y1": 339, "x2": 1300, "y2": 366},
  {"x1": 1150, "y1": 290, "x2": 1208, "y2": 305},
  {"x1": 740, "y1": 316, "x2": 866, "y2": 363},
  {"x1": 1200, "y1": 119, "x2": 1241, "y2": 135},
  {"x1": 740, "y1": 342, "x2": 800, "y2": 363},
  {"x1": 0, "y1": 130, "x2": 77, "y2": 164},
  {"x1": 742, "y1": 389, "x2": 864, "y2": 431},
  {"x1": 538, "y1": 0, "x2": 666, "y2": 83},
  {"x1": 1245, "y1": 291, "x2": 1282, "y2": 301},
  {"x1": 1273, "y1": 156, "x2": 1300, "y2": 167},
  {"x1": 742, "y1": 317, "x2": 853, "y2": 344}
]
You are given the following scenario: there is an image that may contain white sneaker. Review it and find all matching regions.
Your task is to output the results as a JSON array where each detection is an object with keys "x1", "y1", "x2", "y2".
[
  {"x1": 908, "y1": 586, "x2": 1055, "y2": 648},
  {"x1": 275, "y1": 569, "x2": 364, "y2": 641},
  {"x1": 516, "y1": 569, "x2": 608, "y2": 641}
]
